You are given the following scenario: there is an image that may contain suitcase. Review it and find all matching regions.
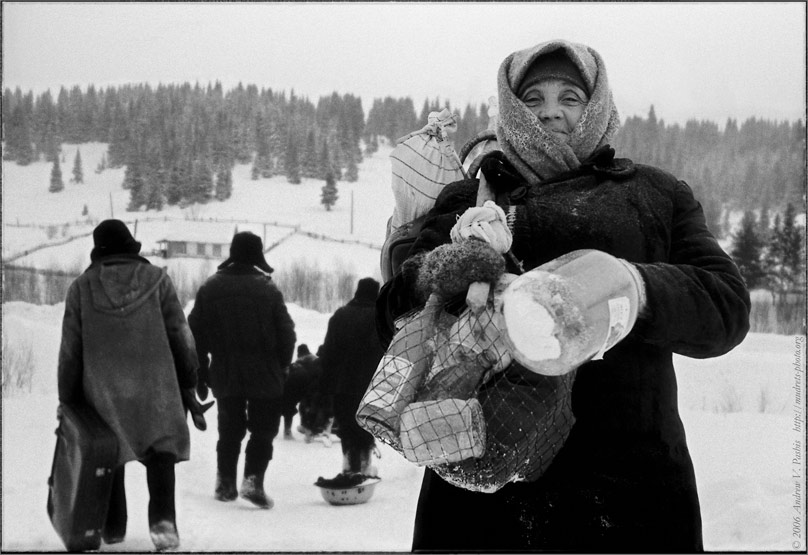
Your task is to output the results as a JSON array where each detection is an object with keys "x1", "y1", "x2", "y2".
[{"x1": 47, "y1": 402, "x2": 119, "y2": 552}]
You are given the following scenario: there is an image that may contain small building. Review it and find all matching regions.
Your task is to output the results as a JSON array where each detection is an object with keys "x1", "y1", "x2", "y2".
[{"x1": 157, "y1": 231, "x2": 232, "y2": 259}]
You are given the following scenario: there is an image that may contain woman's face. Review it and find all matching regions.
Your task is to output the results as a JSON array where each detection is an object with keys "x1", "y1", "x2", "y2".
[{"x1": 519, "y1": 79, "x2": 589, "y2": 143}]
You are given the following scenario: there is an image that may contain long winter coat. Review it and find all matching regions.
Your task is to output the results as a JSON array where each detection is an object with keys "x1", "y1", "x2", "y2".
[
  {"x1": 58, "y1": 254, "x2": 198, "y2": 466},
  {"x1": 378, "y1": 146, "x2": 751, "y2": 552},
  {"x1": 188, "y1": 263, "x2": 296, "y2": 400},
  {"x1": 319, "y1": 288, "x2": 385, "y2": 413}
]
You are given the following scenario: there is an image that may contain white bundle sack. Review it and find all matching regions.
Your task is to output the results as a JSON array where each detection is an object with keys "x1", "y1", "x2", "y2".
[{"x1": 389, "y1": 108, "x2": 466, "y2": 234}]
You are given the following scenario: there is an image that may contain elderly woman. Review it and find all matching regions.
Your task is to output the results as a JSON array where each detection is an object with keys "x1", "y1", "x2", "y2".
[{"x1": 377, "y1": 39, "x2": 750, "y2": 552}]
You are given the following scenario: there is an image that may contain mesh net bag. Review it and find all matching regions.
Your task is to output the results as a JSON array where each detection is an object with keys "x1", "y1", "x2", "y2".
[{"x1": 357, "y1": 278, "x2": 576, "y2": 493}]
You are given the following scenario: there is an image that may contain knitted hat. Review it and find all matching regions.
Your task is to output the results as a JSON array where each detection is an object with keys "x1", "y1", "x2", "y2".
[
  {"x1": 297, "y1": 344, "x2": 311, "y2": 357},
  {"x1": 218, "y1": 231, "x2": 274, "y2": 273},
  {"x1": 354, "y1": 277, "x2": 380, "y2": 302},
  {"x1": 517, "y1": 49, "x2": 589, "y2": 97},
  {"x1": 90, "y1": 219, "x2": 141, "y2": 262}
]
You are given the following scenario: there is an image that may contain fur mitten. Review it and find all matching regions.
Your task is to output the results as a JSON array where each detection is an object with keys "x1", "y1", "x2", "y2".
[{"x1": 416, "y1": 239, "x2": 506, "y2": 300}]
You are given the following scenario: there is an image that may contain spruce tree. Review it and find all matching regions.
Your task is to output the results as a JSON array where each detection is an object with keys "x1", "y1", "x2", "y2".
[
  {"x1": 730, "y1": 210, "x2": 766, "y2": 289},
  {"x1": 285, "y1": 132, "x2": 302, "y2": 184},
  {"x1": 321, "y1": 171, "x2": 338, "y2": 211},
  {"x1": 768, "y1": 203, "x2": 804, "y2": 295},
  {"x1": 5, "y1": 104, "x2": 35, "y2": 165},
  {"x1": 302, "y1": 129, "x2": 319, "y2": 178},
  {"x1": 318, "y1": 139, "x2": 332, "y2": 180},
  {"x1": 144, "y1": 170, "x2": 165, "y2": 211},
  {"x1": 124, "y1": 161, "x2": 146, "y2": 210},
  {"x1": 215, "y1": 165, "x2": 233, "y2": 200},
  {"x1": 344, "y1": 156, "x2": 359, "y2": 182},
  {"x1": 49, "y1": 155, "x2": 65, "y2": 192},
  {"x1": 72, "y1": 148, "x2": 84, "y2": 183}
]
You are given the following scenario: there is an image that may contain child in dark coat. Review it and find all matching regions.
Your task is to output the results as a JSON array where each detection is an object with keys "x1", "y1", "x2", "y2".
[{"x1": 282, "y1": 344, "x2": 332, "y2": 441}]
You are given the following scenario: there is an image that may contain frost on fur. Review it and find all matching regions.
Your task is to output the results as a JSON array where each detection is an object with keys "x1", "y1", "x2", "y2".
[{"x1": 416, "y1": 239, "x2": 506, "y2": 300}]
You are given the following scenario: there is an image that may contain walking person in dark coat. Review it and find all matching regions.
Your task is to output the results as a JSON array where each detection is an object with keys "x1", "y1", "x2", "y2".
[
  {"x1": 57, "y1": 219, "x2": 207, "y2": 551},
  {"x1": 377, "y1": 39, "x2": 751, "y2": 552},
  {"x1": 189, "y1": 231, "x2": 296, "y2": 509},
  {"x1": 320, "y1": 277, "x2": 385, "y2": 476}
]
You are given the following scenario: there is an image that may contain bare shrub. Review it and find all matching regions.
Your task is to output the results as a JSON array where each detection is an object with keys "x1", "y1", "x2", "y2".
[
  {"x1": 2, "y1": 266, "x2": 41, "y2": 303},
  {"x1": 750, "y1": 292, "x2": 806, "y2": 335},
  {"x1": 274, "y1": 259, "x2": 358, "y2": 313},
  {"x1": 167, "y1": 261, "x2": 215, "y2": 308},
  {"x1": 2, "y1": 330, "x2": 35, "y2": 396},
  {"x1": 716, "y1": 381, "x2": 743, "y2": 413}
]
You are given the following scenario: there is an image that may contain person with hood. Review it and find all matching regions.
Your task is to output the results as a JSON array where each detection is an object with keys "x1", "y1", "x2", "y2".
[
  {"x1": 376, "y1": 39, "x2": 751, "y2": 552},
  {"x1": 320, "y1": 277, "x2": 385, "y2": 477},
  {"x1": 189, "y1": 231, "x2": 296, "y2": 510},
  {"x1": 57, "y1": 219, "x2": 207, "y2": 551}
]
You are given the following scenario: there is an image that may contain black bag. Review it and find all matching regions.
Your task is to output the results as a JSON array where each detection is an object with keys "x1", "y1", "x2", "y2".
[
  {"x1": 380, "y1": 213, "x2": 428, "y2": 283},
  {"x1": 47, "y1": 403, "x2": 119, "y2": 551}
]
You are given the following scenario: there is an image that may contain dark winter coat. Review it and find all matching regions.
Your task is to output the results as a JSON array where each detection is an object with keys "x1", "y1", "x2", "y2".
[
  {"x1": 320, "y1": 283, "x2": 385, "y2": 411},
  {"x1": 58, "y1": 254, "x2": 198, "y2": 466},
  {"x1": 188, "y1": 263, "x2": 296, "y2": 400},
  {"x1": 378, "y1": 146, "x2": 751, "y2": 552},
  {"x1": 283, "y1": 352, "x2": 322, "y2": 418}
]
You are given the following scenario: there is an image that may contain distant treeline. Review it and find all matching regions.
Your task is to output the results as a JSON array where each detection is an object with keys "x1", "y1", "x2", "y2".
[
  {"x1": 2, "y1": 84, "x2": 805, "y2": 220},
  {"x1": 611, "y1": 106, "x2": 806, "y2": 235}
]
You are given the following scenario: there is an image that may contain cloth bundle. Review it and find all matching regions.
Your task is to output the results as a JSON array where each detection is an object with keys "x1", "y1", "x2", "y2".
[{"x1": 388, "y1": 109, "x2": 466, "y2": 234}]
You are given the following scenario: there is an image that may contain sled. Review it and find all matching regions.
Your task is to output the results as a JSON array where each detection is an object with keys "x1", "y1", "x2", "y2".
[{"x1": 47, "y1": 402, "x2": 119, "y2": 552}]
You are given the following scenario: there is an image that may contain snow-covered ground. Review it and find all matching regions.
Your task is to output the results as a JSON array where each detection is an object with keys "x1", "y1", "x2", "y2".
[{"x1": 2, "y1": 144, "x2": 806, "y2": 552}]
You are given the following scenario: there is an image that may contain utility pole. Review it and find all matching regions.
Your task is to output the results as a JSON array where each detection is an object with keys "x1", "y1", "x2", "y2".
[
  {"x1": 109, "y1": 192, "x2": 114, "y2": 218},
  {"x1": 350, "y1": 190, "x2": 354, "y2": 235}
]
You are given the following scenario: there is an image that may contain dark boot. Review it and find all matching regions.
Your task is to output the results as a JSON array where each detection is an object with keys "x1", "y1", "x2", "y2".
[
  {"x1": 102, "y1": 465, "x2": 127, "y2": 544},
  {"x1": 283, "y1": 415, "x2": 294, "y2": 440},
  {"x1": 215, "y1": 439, "x2": 240, "y2": 501},
  {"x1": 146, "y1": 453, "x2": 179, "y2": 551},
  {"x1": 214, "y1": 472, "x2": 238, "y2": 502}
]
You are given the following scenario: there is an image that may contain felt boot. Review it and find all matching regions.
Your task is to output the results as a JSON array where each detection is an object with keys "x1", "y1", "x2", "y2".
[
  {"x1": 149, "y1": 520, "x2": 180, "y2": 552},
  {"x1": 240, "y1": 474, "x2": 273, "y2": 509},
  {"x1": 240, "y1": 438, "x2": 273, "y2": 509}
]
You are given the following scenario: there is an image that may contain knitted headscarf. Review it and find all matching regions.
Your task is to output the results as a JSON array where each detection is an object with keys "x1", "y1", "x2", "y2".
[{"x1": 496, "y1": 39, "x2": 621, "y2": 184}]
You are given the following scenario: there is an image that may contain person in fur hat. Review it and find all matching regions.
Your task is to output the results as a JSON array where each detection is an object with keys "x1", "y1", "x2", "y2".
[
  {"x1": 57, "y1": 219, "x2": 207, "y2": 551},
  {"x1": 188, "y1": 231, "x2": 296, "y2": 509},
  {"x1": 319, "y1": 277, "x2": 385, "y2": 477},
  {"x1": 377, "y1": 39, "x2": 750, "y2": 552}
]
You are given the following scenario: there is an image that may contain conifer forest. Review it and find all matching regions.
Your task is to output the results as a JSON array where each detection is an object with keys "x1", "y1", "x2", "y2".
[{"x1": 2, "y1": 82, "x2": 806, "y2": 328}]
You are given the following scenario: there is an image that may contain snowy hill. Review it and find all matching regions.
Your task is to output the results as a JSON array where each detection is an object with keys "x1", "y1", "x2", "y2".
[{"x1": 2, "y1": 144, "x2": 806, "y2": 552}]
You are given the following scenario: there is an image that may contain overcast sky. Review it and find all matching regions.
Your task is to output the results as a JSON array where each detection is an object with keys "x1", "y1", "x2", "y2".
[{"x1": 2, "y1": 2, "x2": 806, "y2": 126}]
